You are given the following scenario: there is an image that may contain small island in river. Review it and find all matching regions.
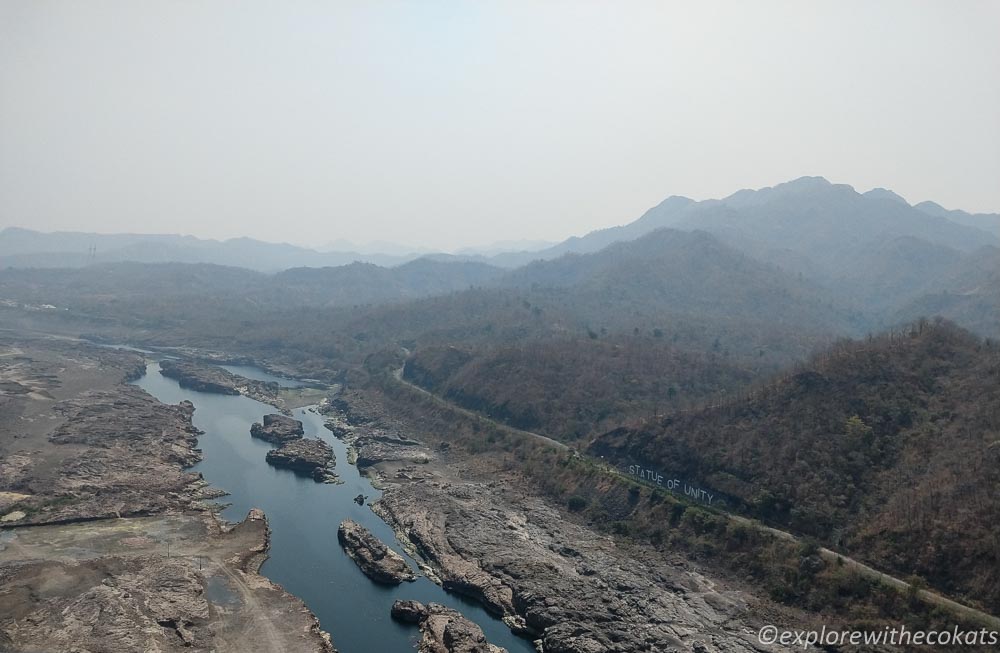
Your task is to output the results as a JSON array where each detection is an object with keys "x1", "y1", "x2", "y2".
[
  {"x1": 159, "y1": 358, "x2": 286, "y2": 409},
  {"x1": 266, "y1": 438, "x2": 338, "y2": 483},
  {"x1": 251, "y1": 413, "x2": 304, "y2": 443},
  {"x1": 337, "y1": 519, "x2": 415, "y2": 585}
]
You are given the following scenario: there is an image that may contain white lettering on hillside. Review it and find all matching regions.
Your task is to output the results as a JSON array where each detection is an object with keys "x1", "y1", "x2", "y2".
[{"x1": 626, "y1": 464, "x2": 715, "y2": 505}]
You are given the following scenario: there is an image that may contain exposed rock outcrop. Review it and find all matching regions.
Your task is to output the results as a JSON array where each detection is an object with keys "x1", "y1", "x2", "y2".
[
  {"x1": 321, "y1": 388, "x2": 801, "y2": 652},
  {"x1": 10, "y1": 387, "x2": 206, "y2": 524},
  {"x1": 321, "y1": 410, "x2": 430, "y2": 468},
  {"x1": 390, "y1": 599, "x2": 427, "y2": 624},
  {"x1": 251, "y1": 414, "x2": 304, "y2": 444},
  {"x1": 337, "y1": 519, "x2": 415, "y2": 585},
  {"x1": 159, "y1": 359, "x2": 284, "y2": 408},
  {"x1": 0, "y1": 510, "x2": 336, "y2": 653},
  {"x1": 375, "y1": 482, "x2": 788, "y2": 653},
  {"x1": 265, "y1": 438, "x2": 337, "y2": 482},
  {"x1": 355, "y1": 439, "x2": 431, "y2": 468},
  {"x1": 160, "y1": 358, "x2": 240, "y2": 395},
  {"x1": 390, "y1": 601, "x2": 507, "y2": 653}
]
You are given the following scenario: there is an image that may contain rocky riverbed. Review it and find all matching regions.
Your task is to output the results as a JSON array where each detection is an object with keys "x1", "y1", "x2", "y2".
[
  {"x1": 338, "y1": 519, "x2": 415, "y2": 585},
  {"x1": 0, "y1": 342, "x2": 209, "y2": 525},
  {"x1": 324, "y1": 389, "x2": 803, "y2": 653},
  {"x1": 0, "y1": 337, "x2": 334, "y2": 652},
  {"x1": 0, "y1": 509, "x2": 335, "y2": 653},
  {"x1": 323, "y1": 408, "x2": 432, "y2": 470},
  {"x1": 391, "y1": 600, "x2": 507, "y2": 653},
  {"x1": 375, "y1": 483, "x2": 781, "y2": 653}
]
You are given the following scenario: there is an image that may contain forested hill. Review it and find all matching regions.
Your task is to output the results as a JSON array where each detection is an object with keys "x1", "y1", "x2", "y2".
[
  {"x1": 403, "y1": 337, "x2": 757, "y2": 442},
  {"x1": 267, "y1": 258, "x2": 504, "y2": 306},
  {"x1": 590, "y1": 319, "x2": 1000, "y2": 614},
  {"x1": 0, "y1": 228, "x2": 853, "y2": 375},
  {"x1": 0, "y1": 258, "x2": 504, "y2": 314},
  {"x1": 497, "y1": 228, "x2": 858, "y2": 334},
  {"x1": 891, "y1": 245, "x2": 1000, "y2": 337},
  {"x1": 396, "y1": 229, "x2": 860, "y2": 442}
]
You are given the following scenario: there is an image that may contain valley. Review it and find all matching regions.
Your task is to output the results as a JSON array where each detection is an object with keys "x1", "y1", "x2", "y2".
[
  {"x1": 3, "y1": 4, "x2": 998, "y2": 650},
  {"x1": 2, "y1": 178, "x2": 999, "y2": 652}
]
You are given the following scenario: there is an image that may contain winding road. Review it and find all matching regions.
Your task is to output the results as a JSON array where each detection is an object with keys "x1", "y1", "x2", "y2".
[
  {"x1": 392, "y1": 361, "x2": 570, "y2": 453},
  {"x1": 390, "y1": 357, "x2": 1000, "y2": 631}
]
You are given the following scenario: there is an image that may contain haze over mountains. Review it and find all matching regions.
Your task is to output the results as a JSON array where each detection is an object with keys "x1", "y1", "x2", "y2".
[
  {"x1": 6, "y1": 177, "x2": 998, "y2": 270},
  {"x1": 0, "y1": 227, "x2": 416, "y2": 270},
  {"x1": 3, "y1": 176, "x2": 996, "y2": 340},
  {"x1": 0, "y1": 228, "x2": 552, "y2": 271}
]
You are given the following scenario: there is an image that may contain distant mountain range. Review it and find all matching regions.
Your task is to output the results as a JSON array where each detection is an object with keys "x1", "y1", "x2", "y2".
[
  {"x1": 2, "y1": 177, "x2": 997, "y2": 339},
  {"x1": 492, "y1": 176, "x2": 998, "y2": 267},
  {"x1": 0, "y1": 228, "x2": 552, "y2": 271},
  {"x1": 489, "y1": 177, "x2": 999, "y2": 335},
  {"x1": 6, "y1": 177, "x2": 996, "y2": 275},
  {"x1": 0, "y1": 227, "x2": 427, "y2": 270}
]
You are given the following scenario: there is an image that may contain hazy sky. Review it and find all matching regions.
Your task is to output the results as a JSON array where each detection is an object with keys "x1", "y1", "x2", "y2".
[{"x1": 1, "y1": 1, "x2": 998, "y2": 251}]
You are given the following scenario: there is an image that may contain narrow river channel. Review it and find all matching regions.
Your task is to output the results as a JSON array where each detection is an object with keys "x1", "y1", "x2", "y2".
[{"x1": 134, "y1": 361, "x2": 536, "y2": 653}]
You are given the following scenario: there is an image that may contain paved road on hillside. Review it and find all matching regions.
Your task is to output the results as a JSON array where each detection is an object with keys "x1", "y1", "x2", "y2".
[{"x1": 392, "y1": 362, "x2": 570, "y2": 453}]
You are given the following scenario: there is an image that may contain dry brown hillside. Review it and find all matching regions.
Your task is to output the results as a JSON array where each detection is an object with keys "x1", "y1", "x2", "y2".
[{"x1": 591, "y1": 319, "x2": 1000, "y2": 614}]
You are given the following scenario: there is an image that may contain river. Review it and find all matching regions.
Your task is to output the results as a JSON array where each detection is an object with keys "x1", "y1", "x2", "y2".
[{"x1": 134, "y1": 362, "x2": 535, "y2": 653}]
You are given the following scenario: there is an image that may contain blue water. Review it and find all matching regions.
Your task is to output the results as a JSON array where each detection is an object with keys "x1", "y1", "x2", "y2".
[
  {"x1": 134, "y1": 362, "x2": 535, "y2": 653},
  {"x1": 219, "y1": 364, "x2": 306, "y2": 388}
]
